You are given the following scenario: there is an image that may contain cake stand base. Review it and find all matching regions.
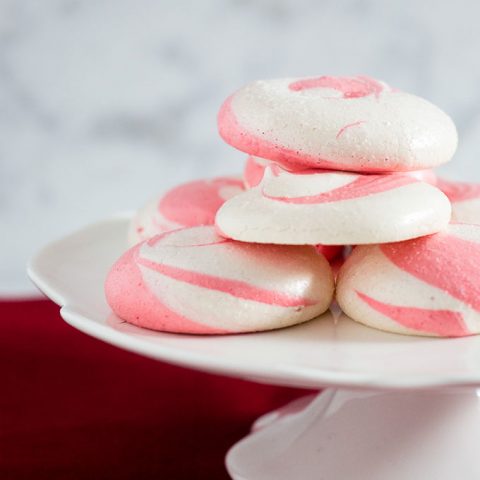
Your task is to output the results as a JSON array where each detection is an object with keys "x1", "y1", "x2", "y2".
[{"x1": 226, "y1": 388, "x2": 480, "y2": 480}]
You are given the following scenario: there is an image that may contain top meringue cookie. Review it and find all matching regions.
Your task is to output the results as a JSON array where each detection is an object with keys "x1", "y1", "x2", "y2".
[{"x1": 218, "y1": 75, "x2": 458, "y2": 173}]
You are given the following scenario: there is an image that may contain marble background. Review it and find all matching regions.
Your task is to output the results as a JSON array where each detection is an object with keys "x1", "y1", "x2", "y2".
[{"x1": 2, "y1": 0, "x2": 480, "y2": 296}]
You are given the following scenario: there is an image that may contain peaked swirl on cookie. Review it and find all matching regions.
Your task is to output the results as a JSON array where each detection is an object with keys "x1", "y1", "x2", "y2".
[{"x1": 216, "y1": 165, "x2": 451, "y2": 245}]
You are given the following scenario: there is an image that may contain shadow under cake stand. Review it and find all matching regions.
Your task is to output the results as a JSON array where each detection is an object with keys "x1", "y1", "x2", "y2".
[{"x1": 28, "y1": 214, "x2": 480, "y2": 480}]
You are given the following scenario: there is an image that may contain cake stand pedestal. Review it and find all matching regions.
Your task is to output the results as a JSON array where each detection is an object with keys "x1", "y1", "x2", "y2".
[
  {"x1": 28, "y1": 215, "x2": 480, "y2": 480},
  {"x1": 227, "y1": 388, "x2": 480, "y2": 479}
]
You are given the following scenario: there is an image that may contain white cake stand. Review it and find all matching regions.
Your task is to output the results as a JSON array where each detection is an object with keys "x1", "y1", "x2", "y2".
[{"x1": 28, "y1": 214, "x2": 480, "y2": 480}]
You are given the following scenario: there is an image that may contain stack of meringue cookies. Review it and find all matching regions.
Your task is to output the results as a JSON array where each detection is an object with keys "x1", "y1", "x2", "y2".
[{"x1": 106, "y1": 75, "x2": 480, "y2": 338}]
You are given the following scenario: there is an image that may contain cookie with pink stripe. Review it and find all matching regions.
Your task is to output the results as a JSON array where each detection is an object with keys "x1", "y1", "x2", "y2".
[
  {"x1": 336, "y1": 224, "x2": 480, "y2": 337},
  {"x1": 128, "y1": 176, "x2": 244, "y2": 245},
  {"x1": 243, "y1": 155, "x2": 438, "y2": 189},
  {"x1": 437, "y1": 178, "x2": 480, "y2": 225},
  {"x1": 244, "y1": 157, "x2": 343, "y2": 260},
  {"x1": 106, "y1": 225, "x2": 334, "y2": 334},
  {"x1": 219, "y1": 76, "x2": 457, "y2": 172},
  {"x1": 216, "y1": 166, "x2": 451, "y2": 245}
]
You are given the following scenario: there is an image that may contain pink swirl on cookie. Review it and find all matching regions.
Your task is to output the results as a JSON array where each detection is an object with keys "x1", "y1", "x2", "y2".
[
  {"x1": 288, "y1": 75, "x2": 384, "y2": 98},
  {"x1": 262, "y1": 172, "x2": 415, "y2": 204},
  {"x1": 128, "y1": 176, "x2": 244, "y2": 245},
  {"x1": 243, "y1": 156, "x2": 438, "y2": 190},
  {"x1": 218, "y1": 76, "x2": 457, "y2": 172},
  {"x1": 437, "y1": 179, "x2": 480, "y2": 202},
  {"x1": 217, "y1": 166, "x2": 451, "y2": 245},
  {"x1": 106, "y1": 226, "x2": 334, "y2": 334},
  {"x1": 243, "y1": 156, "x2": 318, "y2": 188},
  {"x1": 243, "y1": 156, "x2": 270, "y2": 188},
  {"x1": 136, "y1": 256, "x2": 313, "y2": 308},
  {"x1": 336, "y1": 121, "x2": 366, "y2": 139},
  {"x1": 336, "y1": 224, "x2": 480, "y2": 337},
  {"x1": 381, "y1": 234, "x2": 480, "y2": 311},
  {"x1": 218, "y1": 95, "x2": 357, "y2": 172},
  {"x1": 159, "y1": 177, "x2": 243, "y2": 226},
  {"x1": 243, "y1": 160, "x2": 343, "y2": 259},
  {"x1": 355, "y1": 291, "x2": 468, "y2": 337},
  {"x1": 105, "y1": 244, "x2": 222, "y2": 334},
  {"x1": 437, "y1": 178, "x2": 480, "y2": 224}
]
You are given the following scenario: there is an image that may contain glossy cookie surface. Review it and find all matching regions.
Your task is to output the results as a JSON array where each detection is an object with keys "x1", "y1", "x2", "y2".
[
  {"x1": 216, "y1": 166, "x2": 451, "y2": 245},
  {"x1": 336, "y1": 224, "x2": 480, "y2": 337},
  {"x1": 106, "y1": 226, "x2": 334, "y2": 334}
]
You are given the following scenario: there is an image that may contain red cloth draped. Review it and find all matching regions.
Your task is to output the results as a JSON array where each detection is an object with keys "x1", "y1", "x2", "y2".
[{"x1": 1, "y1": 299, "x2": 307, "y2": 479}]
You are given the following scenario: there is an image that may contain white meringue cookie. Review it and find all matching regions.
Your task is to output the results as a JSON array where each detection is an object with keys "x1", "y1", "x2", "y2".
[
  {"x1": 128, "y1": 176, "x2": 244, "y2": 245},
  {"x1": 216, "y1": 166, "x2": 451, "y2": 245},
  {"x1": 106, "y1": 226, "x2": 334, "y2": 334},
  {"x1": 219, "y1": 76, "x2": 457, "y2": 172},
  {"x1": 336, "y1": 224, "x2": 480, "y2": 337}
]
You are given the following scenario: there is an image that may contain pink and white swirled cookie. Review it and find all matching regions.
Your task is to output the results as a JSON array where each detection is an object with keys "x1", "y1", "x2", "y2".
[
  {"x1": 219, "y1": 76, "x2": 457, "y2": 172},
  {"x1": 437, "y1": 178, "x2": 480, "y2": 225},
  {"x1": 128, "y1": 176, "x2": 244, "y2": 245},
  {"x1": 243, "y1": 155, "x2": 438, "y2": 189},
  {"x1": 106, "y1": 225, "x2": 334, "y2": 334},
  {"x1": 336, "y1": 224, "x2": 480, "y2": 337},
  {"x1": 244, "y1": 157, "x2": 344, "y2": 261},
  {"x1": 215, "y1": 166, "x2": 451, "y2": 245}
]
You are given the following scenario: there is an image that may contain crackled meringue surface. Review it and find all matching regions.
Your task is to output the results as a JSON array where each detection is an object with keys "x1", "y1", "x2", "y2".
[
  {"x1": 336, "y1": 224, "x2": 480, "y2": 337},
  {"x1": 219, "y1": 76, "x2": 457, "y2": 172},
  {"x1": 128, "y1": 176, "x2": 244, "y2": 245},
  {"x1": 106, "y1": 225, "x2": 334, "y2": 334},
  {"x1": 216, "y1": 166, "x2": 451, "y2": 245},
  {"x1": 437, "y1": 178, "x2": 480, "y2": 225}
]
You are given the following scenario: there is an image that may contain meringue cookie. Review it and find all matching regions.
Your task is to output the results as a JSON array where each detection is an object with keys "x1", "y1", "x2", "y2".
[
  {"x1": 437, "y1": 178, "x2": 480, "y2": 225},
  {"x1": 219, "y1": 76, "x2": 457, "y2": 172},
  {"x1": 336, "y1": 224, "x2": 480, "y2": 337},
  {"x1": 106, "y1": 226, "x2": 334, "y2": 334},
  {"x1": 244, "y1": 157, "x2": 344, "y2": 259},
  {"x1": 128, "y1": 176, "x2": 244, "y2": 245},
  {"x1": 216, "y1": 166, "x2": 451, "y2": 245},
  {"x1": 243, "y1": 155, "x2": 438, "y2": 189}
]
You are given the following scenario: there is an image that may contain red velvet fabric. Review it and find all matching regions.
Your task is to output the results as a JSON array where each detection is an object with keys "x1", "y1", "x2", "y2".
[{"x1": 1, "y1": 299, "x2": 307, "y2": 479}]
